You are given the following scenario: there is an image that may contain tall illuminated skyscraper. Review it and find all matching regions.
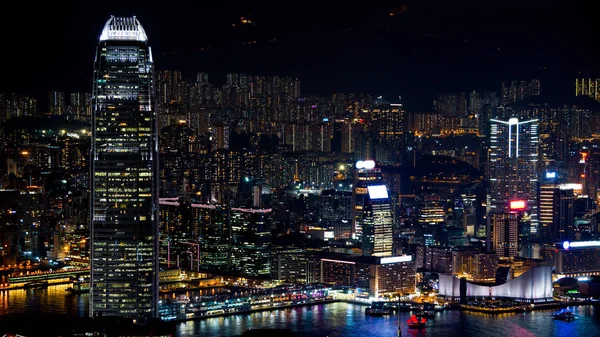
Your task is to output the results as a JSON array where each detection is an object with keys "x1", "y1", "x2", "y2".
[
  {"x1": 90, "y1": 16, "x2": 159, "y2": 322},
  {"x1": 488, "y1": 118, "x2": 539, "y2": 234},
  {"x1": 352, "y1": 160, "x2": 393, "y2": 257}
]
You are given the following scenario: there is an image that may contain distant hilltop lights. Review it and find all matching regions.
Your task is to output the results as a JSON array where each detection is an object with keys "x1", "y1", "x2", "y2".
[{"x1": 562, "y1": 241, "x2": 600, "y2": 250}]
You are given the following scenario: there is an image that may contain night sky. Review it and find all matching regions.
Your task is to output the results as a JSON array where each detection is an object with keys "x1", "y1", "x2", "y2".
[{"x1": 1, "y1": 0, "x2": 598, "y2": 110}]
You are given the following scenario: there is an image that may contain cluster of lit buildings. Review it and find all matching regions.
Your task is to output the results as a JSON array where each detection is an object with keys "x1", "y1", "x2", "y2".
[{"x1": 3, "y1": 13, "x2": 600, "y2": 330}]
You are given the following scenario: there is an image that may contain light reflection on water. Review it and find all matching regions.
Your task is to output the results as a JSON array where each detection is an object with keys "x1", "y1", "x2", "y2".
[
  {"x1": 0, "y1": 283, "x2": 87, "y2": 316},
  {"x1": 174, "y1": 303, "x2": 600, "y2": 337},
  {"x1": 0, "y1": 286, "x2": 599, "y2": 337}
]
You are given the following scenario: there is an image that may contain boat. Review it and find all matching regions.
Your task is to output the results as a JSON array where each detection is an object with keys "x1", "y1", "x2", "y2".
[
  {"x1": 365, "y1": 301, "x2": 391, "y2": 316},
  {"x1": 553, "y1": 309, "x2": 575, "y2": 321},
  {"x1": 406, "y1": 313, "x2": 427, "y2": 328},
  {"x1": 421, "y1": 303, "x2": 436, "y2": 318},
  {"x1": 66, "y1": 285, "x2": 90, "y2": 295},
  {"x1": 65, "y1": 279, "x2": 90, "y2": 295}
]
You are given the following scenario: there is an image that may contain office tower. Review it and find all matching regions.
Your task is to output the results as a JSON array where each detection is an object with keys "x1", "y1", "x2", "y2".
[
  {"x1": 48, "y1": 91, "x2": 65, "y2": 116},
  {"x1": 198, "y1": 204, "x2": 230, "y2": 271},
  {"x1": 353, "y1": 160, "x2": 393, "y2": 257},
  {"x1": 230, "y1": 207, "x2": 272, "y2": 277},
  {"x1": 417, "y1": 195, "x2": 446, "y2": 227},
  {"x1": 539, "y1": 172, "x2": 559, "y2": 241},
  {"x1": 488, "y1": 118, "x2": 539, "y2": 234},
  {"x1": 90, "y1": 16, "x2": 159, "y2": 322},
  {"x1": 271, "y1": 248, "x2": 309, "y2": 283},
  {"x1": 373, "y1": 103, "x2": 405, "y2": 142},
  {"x1": 554, "y1": 187, "x2": 575, "y2": 242},
  {"x1": 472, "y1": 252, "x2": 499, "y2": 282},
  {"x1": 491, "y1": 212, "x2": 519, "y2": 258}
]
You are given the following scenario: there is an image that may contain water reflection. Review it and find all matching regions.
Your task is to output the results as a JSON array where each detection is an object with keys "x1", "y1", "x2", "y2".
[
  {"x1": 173, "y1": 303, "x2": 600, "y2": 337},
  {"x1": 0, "y1": 288, "x2": 599, "y2": 337},
  {"x1": 0, "y1": 283, "x2": 88, "y2": 316}
]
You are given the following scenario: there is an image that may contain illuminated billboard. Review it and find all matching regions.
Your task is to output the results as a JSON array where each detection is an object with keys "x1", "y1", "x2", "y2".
[
  {"x1": 367, "y1": 185, "x2": 389, "y2": 199},
  {"x1": 545, "y1": 172, "x2": 556, "y2": 179},
  {"x1": 562, "y1": 241, "x2": 600, "y2": 250},
  {"x1": 509, "y1": 200, "x2": 526, "y2": 210},
  {"x1": 559, "y1": 184, "x2": 583, "y2": 194},
  {"x1": 380, "y1": 255, "x2": 412, "y2": 264},
  {"x1": 355, "y1": 160, "x2": 376, "y2": 170}
]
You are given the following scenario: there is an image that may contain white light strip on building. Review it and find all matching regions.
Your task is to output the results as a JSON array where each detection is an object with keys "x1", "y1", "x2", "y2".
[
  {"x1": 321, "y1": 258, "x2": 356, "y2": 265},
  {"x1": 567, "y1": 241, "x2": 600, "y2": 248},
  {"x1": 191, "y1": 204, "x2": 217, "y2": 209},
  {"x1": 508, "y1": 123, "x2": 512, "y2": 158},
  {"x1": 516, "y1": 123, "x2": 519, "y2": 157},
  {"x1": 559, "y1": 183, "x2": 582, "y2": 190},
  {"x1": 380, "y1": 255, "x2": 412, "y2": 264},
  {"x1": 231, "y1": 208, "x2": 272, "y2": 213}
]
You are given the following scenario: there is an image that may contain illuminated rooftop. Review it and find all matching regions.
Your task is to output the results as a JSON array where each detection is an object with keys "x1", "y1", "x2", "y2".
[{"x1": 99, "y1": 16, "x2": 148, "y2": 42}]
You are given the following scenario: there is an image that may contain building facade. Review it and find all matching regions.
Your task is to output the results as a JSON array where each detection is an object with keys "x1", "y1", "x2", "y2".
[
  {"x1": 543, "y1": 241, "x2": 600, "y2": 277},
  {"x1": 90, "y1": 16, "x2": 159, "y2": 322},
  {"x1": 352, "y1": 161, "x2": 393, "y2": 256},
  {"x1": 488, "y1": 118, "x2": 539, "y2": 234}
]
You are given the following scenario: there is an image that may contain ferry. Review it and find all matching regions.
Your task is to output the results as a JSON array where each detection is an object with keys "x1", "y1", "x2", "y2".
[
  {"x1": 66, "y1": 284, "x2": 90, "y2": 295},
  {"x1": 553, "y1": 309, "x2": 575, "y2": 321},
  {"x1": 365, "y1": 301, "x2": 391, "y2": 316},
  {"x1": 421, "y1": 303, "x2": 436, "y2": 318},
  {"x1": 65, "y1": 278, "x2": 90, "y2": 295}
]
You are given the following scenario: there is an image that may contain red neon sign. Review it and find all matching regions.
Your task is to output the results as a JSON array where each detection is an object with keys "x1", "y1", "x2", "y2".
[{"x1": 509, "y1": 200, "x2": 526, "y2": 210}]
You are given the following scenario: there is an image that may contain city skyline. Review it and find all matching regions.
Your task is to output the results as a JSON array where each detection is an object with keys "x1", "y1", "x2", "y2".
[{"x1": 2, "y1": 4, "x2": 600, "y2": 337}]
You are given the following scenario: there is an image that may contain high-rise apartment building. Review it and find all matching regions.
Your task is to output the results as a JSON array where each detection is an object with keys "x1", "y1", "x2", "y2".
[
  {"x1": 90, "y1": 16, "x2": 159, "y2": 322},
  {"x1": 488, "y1": 118, "x2": 539, "y2": 234},
  {"x1": 69, "y1": 92, "x2": 91, "y2": 122},
  {"x1": 501, "y1": 80, "x2": 541, "y2": 105},
  {"x1": 48, "y1": 91, "x2": 65, "y2": 116},
  {"x1": 575, "y1": 78, "x2": 600, "y2": 101},
  {"x1": 491, "y1": 213, "x2": 519, "y2": 258}
]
